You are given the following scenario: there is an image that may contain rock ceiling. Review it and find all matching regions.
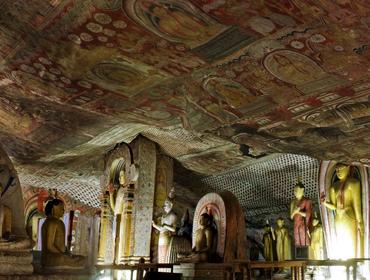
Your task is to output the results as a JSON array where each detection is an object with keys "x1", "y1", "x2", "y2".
[{"x1": 0, "y1": 0, "x2": 369, "y2": 204}]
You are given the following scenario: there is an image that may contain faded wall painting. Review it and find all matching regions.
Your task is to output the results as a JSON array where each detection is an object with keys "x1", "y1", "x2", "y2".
[{"x1": 124, "y1": 0, "x2": 226, "y2": 48}]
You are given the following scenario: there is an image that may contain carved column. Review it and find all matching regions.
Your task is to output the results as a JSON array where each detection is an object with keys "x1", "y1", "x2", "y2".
[{"x1": 131, "y1": 136, "x2": 156, "y2": 262}]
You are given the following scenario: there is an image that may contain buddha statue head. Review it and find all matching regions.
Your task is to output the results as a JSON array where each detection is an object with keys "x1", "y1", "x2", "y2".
[
  {"x1": 199, "y1": 213, "x2": 211, "y2": 228},
  {"x1": 45, "y1": 199, "x2": 64, "y2": 219},
  {"x1": 118, "y1": 170, "x2": 126, "y2": 186},
  {"x1": 335, "y1": 163, "x2": 350, "y2": 181},
  {"x1": 276, "y1": 217, "x2": 285, "y2": 229},
  {"x1": 264, "y1": 220, "x2": 271, "y2": 233},
  {"x1": 294, "y1": 181, "x2": 305, "y2": 200}
]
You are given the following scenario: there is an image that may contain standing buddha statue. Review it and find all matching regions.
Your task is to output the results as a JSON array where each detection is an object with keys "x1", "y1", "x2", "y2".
[
  {"x1": 309, "y1": 214, "x2": 324, "y2": 260},
  {"x1": 109, "y1": 168, "x2": 135, "y2": 264},
  {"x1": 274, "y1": 218, "x2": 291, "y2": 261},
  {"x1": 321, "y1": 163, "x2": 364, "y2": 259},
  {"x1": 262, "y1": 220, "x2": 275, "y2": 261},
  {"x1": 290, "y1": 180, "x2": 312, "y2": 249}
]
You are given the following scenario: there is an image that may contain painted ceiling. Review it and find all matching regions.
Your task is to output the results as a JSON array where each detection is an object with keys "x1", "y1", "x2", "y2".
[{"x1": 0, "y1": 0, "x2": 369, "y2": 203}]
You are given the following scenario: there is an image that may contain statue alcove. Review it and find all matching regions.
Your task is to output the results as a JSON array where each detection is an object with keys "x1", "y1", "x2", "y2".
[
  {"x1": 0, "y1": 145, "x2": 33, "y2": 275},
  {"x1": 319, "y1": 161, "x2": 369, "y2": 259},
  {"x1": 192, "y1": 191, "x2": 247, "y2": 262}
]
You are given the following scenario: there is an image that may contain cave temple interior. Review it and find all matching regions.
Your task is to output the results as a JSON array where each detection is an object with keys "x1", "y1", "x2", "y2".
[{"x1": 0, "y1": 1, "x2": 369, "y2": 279}]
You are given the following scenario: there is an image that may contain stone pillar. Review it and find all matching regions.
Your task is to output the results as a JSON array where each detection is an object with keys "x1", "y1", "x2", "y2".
[
  {"x1": 131, "y1": 136, "x2": 156, "y2": 262},
  {"x1": 88, "y1": 215, "x2": 101, "y2": 269}
]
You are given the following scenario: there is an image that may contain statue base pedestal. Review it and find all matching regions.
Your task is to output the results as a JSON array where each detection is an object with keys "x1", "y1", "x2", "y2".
[
  {"x1": 0, "y1": 250, "x2": 33, "y2": 275},
  {"x1": 173, "y1": 263, "x2": 230, "y2": 280}
]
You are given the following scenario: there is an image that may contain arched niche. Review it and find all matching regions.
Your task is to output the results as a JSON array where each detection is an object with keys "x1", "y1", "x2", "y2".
[
  {"x1": 98, "y1": 142, "x2": 134, "y2": 265},
  {"x1": 192, "y1": 191, "x2": 247, "y2": 262},
  {"x1": 0, "y1": 145, "x2": 27, "y2": 238},
  {"x1": 319, "y1": 161, "x2": 369, "y2": 259},
  {"x1": 103, "y1": 143, "x2": 133, "y2": 189}
]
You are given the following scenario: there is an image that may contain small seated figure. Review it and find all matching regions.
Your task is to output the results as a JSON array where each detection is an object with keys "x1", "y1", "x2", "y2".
[
  {"x1": 178, "y1": 213, "x2": 214, "y2": 263},
  {"x1": 41, "y1": 199, "x2": 86, "y2": 268},
  {"x1": 274, "y1": 218, "x2": 291, "y2": 261}
]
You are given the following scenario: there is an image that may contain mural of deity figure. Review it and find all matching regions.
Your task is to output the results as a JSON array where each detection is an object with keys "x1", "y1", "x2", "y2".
[
  {"x1": 124, "y1": 0, "x2": 225, "y2": 48},
  {"x1": 203, "y1": 77, "x2": 256, "y2": 111},
  {"x1": 264, "y1": 50, "x2": 327, "y2": 86}
]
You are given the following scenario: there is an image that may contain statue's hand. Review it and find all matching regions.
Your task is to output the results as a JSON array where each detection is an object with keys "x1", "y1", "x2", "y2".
[
  {"x1": 292, "y1": 207, "x2": 300, "y2": 216},
  {"x1": 320, "y1": 192, "x2": 326, "y2": 203},
  {"x1": 108, "y1": 183, "x2": 114, "y2": 194},
  {"x1": 358, "y1": 222, "x2": 364, "y2": 235}
]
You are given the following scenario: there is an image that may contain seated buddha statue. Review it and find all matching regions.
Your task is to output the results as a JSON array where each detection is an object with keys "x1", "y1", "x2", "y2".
[
  {"x1": 178, "y1": 213, "x2": 215, "y2": 263},
  {"x1": 41, "y1": 199, "x2": 86, "y2": 268},
  {"x1": 0, "y1": 182, "x2": 31, "y2": 251}
]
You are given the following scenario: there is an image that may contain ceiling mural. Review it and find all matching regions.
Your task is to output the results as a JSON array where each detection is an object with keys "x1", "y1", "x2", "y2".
[{"x1": 0, "y1": 0, "x2": 369, "y2": 197}]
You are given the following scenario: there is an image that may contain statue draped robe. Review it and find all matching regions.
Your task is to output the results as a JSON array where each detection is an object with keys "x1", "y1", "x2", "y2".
[{"x1": 293, "y1": 197, "x2": 312, "y2": 247}]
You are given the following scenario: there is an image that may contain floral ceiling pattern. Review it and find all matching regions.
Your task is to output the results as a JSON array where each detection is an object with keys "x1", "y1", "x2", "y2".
[{"x1": 0, "y1": 1, "x2": 369, "y2": 191}]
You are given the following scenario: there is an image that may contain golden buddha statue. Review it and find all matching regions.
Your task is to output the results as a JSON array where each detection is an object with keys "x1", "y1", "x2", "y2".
[
  {"x1": 178, "y1": 213, "x2": 215, "y2": 263},
  {"x1": 109, "y1": 170, "x2": 125, "y2": 213},
  {"x1": 97, "y1": 191, "x2": 112, "y2": 263},
  {"x1": 108, "y1": 168, "x2": 135, "y2": 264},
  {"x1": 321, "y1": 163, "x2": 364, "y2": 259},
  {"x1": 41, "y1": 199, "x2": 85, "y2": 267},
  {"x1": 152, "y1": 189, "x2": 177, "y2": 263},
  {"x1": 274, "y1": 218, "x2": 291, "y2": 261},
  {"x1": 0, "y1": 183, "x2": 12, "y2": 241},
  {"x1": 309, "y1": 215, "x2": 324, "y2": 260},
  {"x1": 262, "y1": 221, "x2": 275, "y2": 261}
]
